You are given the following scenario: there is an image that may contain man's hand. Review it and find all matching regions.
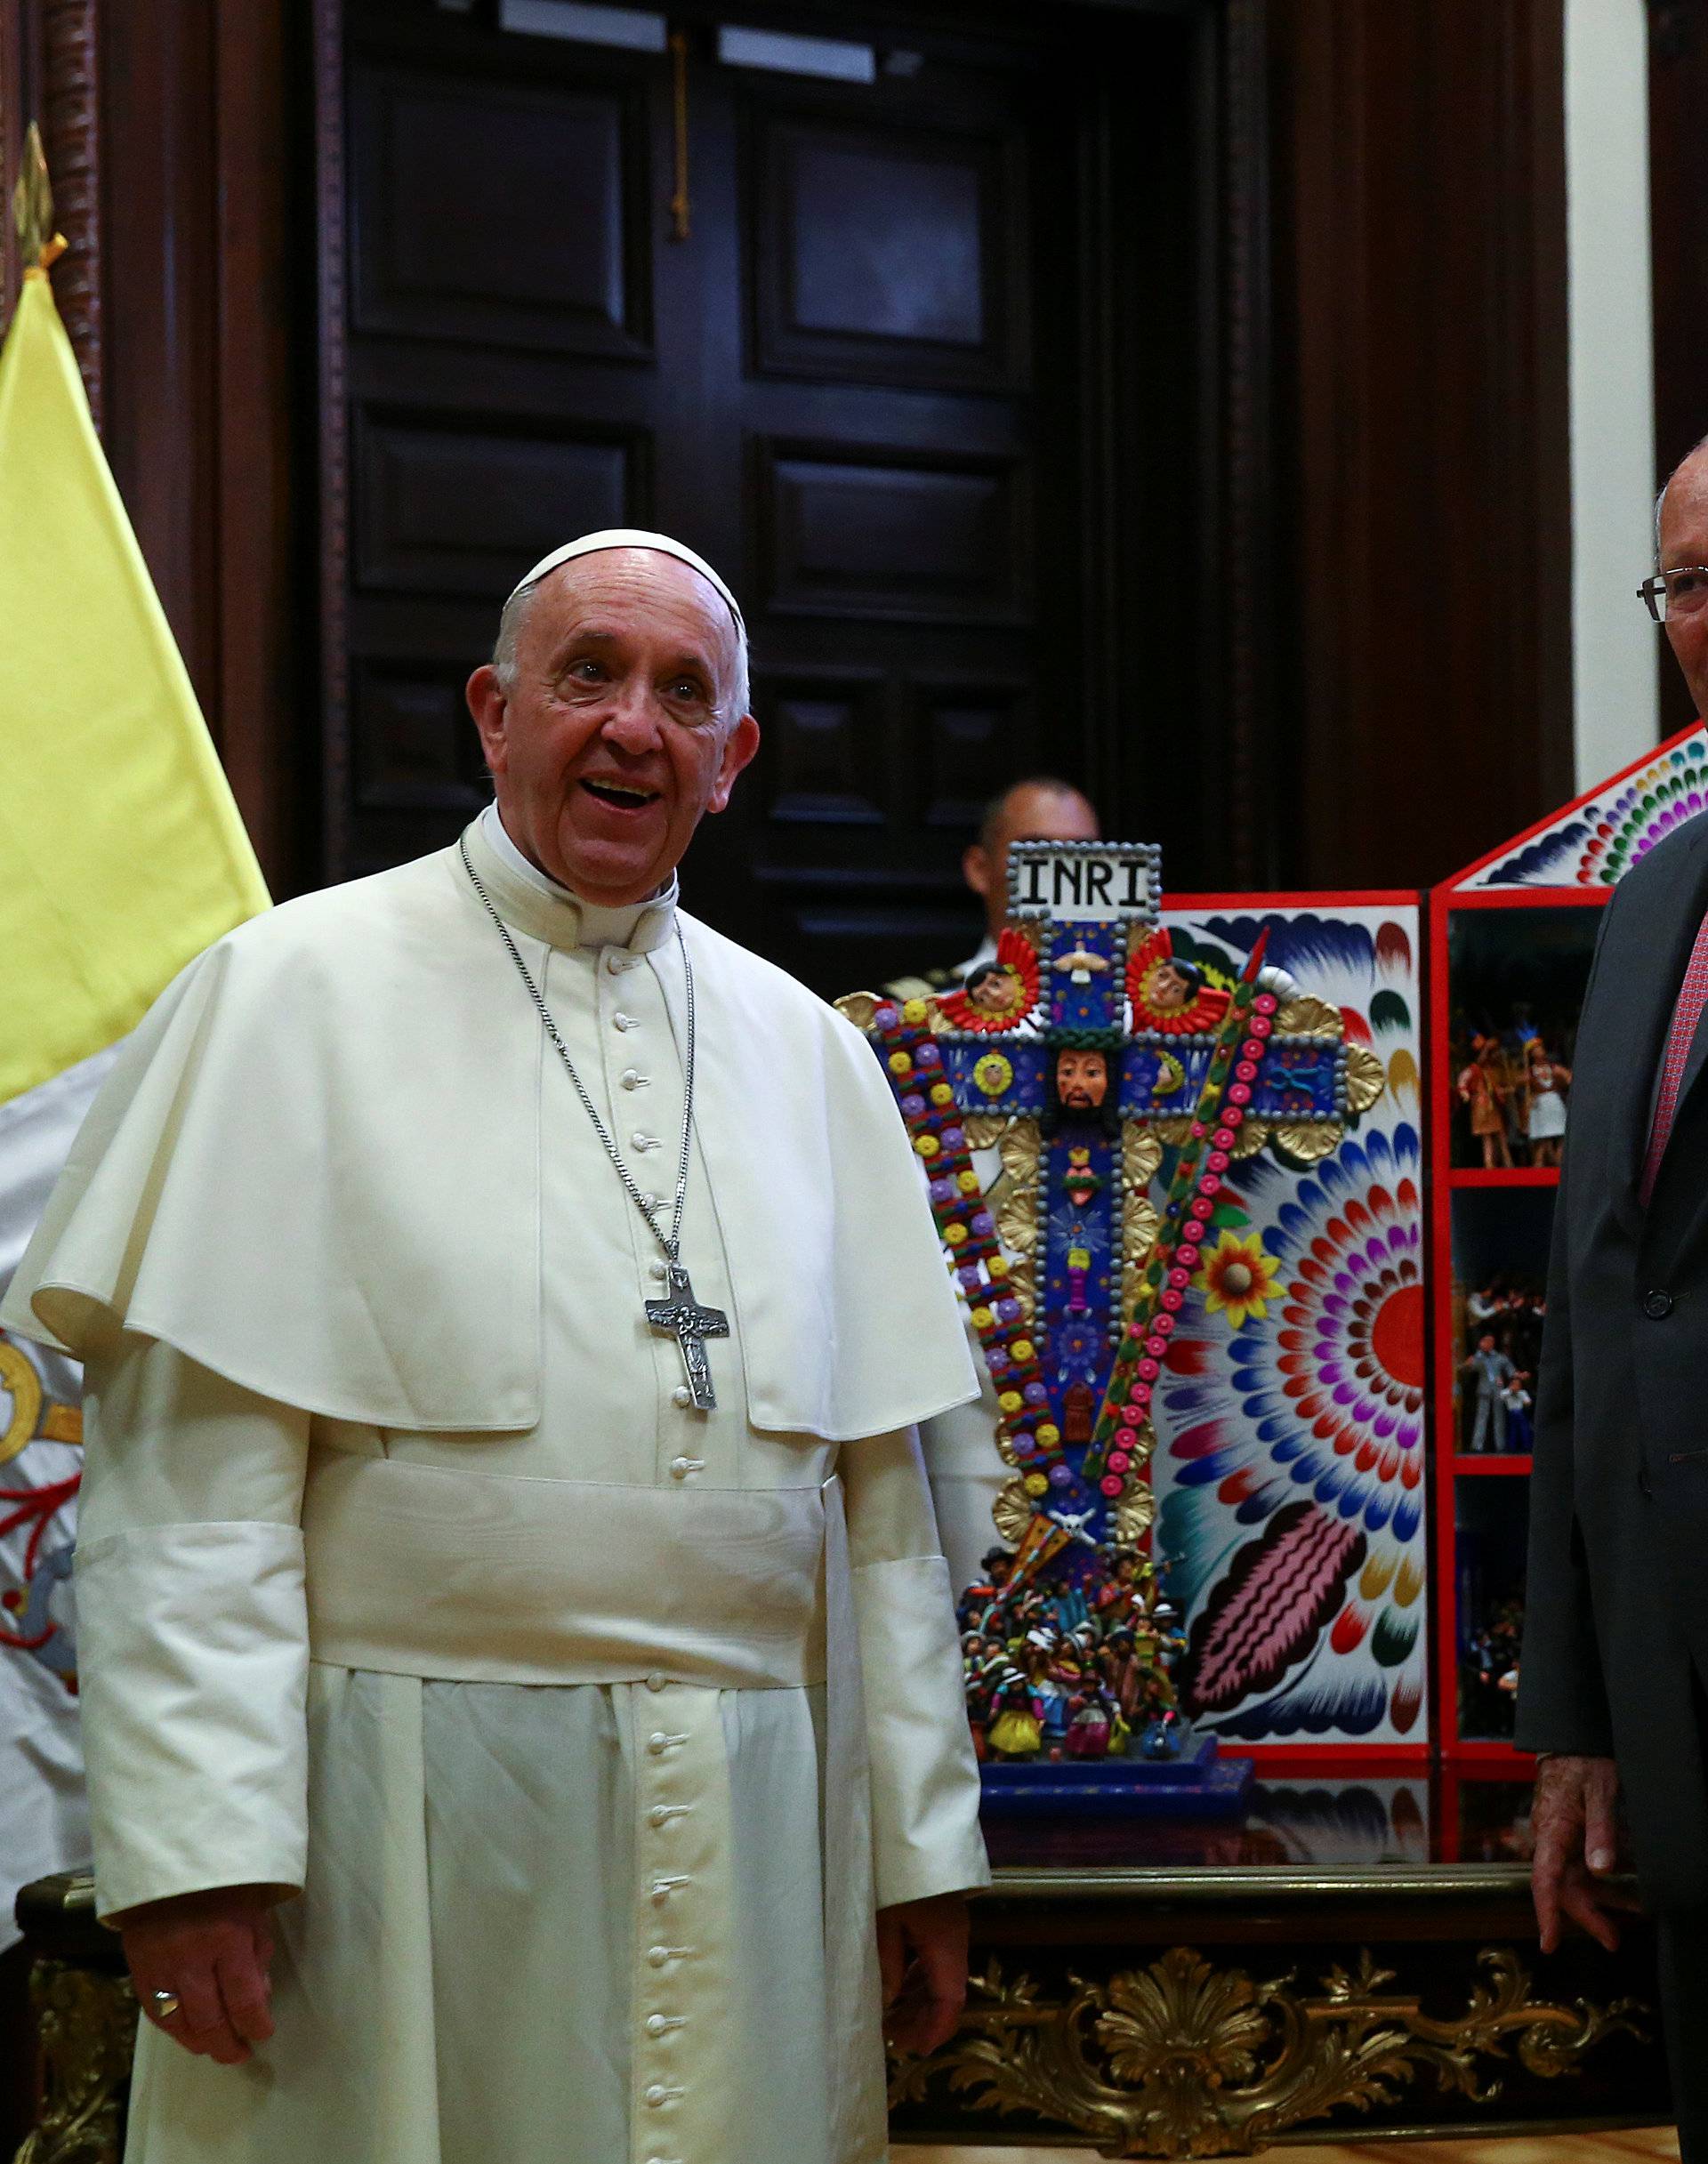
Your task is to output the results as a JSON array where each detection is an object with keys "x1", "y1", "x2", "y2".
[
  {"x1": 1531, "y1": 1754, "x2": 1634, "y2": 1954},
  {"x1": 118, "y1": 1886, "x2": 280, "y2": 2065},
  {"x1": 876, "y1": 1892, "x2": 970, "y2": 2057}
]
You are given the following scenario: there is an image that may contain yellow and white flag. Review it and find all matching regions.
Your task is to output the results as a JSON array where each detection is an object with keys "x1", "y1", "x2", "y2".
[{"x1": 0, "y1": 253, "x2": 268, "y2": 1943}]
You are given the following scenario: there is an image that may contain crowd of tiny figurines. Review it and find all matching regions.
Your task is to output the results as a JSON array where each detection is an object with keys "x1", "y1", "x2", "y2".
[
  {"x1": 1458, "y1": 1277, "x2": 1544, "y2": 1454},
  {"x1": 956, "y1": 1543, "x2": 1187, "y2": 1763}
]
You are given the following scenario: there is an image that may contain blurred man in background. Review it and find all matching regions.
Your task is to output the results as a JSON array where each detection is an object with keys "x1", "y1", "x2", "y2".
[{"x1": 885, "y1": 776, "x2": 1100, "y2": 1001}]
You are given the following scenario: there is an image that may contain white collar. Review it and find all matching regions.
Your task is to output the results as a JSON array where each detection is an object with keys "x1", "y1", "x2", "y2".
[{"x1": 473, "y1": 805, "x2": 679, "y2": 953}]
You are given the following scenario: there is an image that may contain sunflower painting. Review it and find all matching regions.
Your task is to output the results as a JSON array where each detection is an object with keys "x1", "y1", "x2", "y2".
[{"x1": 1193, "y1": 1230, "x2": 1283, "y2": 1329}]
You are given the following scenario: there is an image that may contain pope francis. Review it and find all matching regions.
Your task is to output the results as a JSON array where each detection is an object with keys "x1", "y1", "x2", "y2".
[{"x1": 2, "y1": 531, "x2": 989, "y2": 2164}]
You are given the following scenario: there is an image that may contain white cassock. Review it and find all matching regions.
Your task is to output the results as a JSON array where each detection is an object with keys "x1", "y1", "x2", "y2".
[{"x1": 3, "y1": 807, "x2": 988, "y2": 2164}]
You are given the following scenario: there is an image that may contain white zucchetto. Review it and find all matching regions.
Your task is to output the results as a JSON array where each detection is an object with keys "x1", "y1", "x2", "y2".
[{"x1": 507, "y1": 528, "x2": 745, "y2": 631}]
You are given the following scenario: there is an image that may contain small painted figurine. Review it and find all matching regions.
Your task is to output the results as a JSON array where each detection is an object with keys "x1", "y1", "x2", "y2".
[
  {"x1": 987, "y1": 1669, "x2": 1043, "y2": 1759},
  {"x1": 1524, "y1": 1042, "x2": 1571, "y2": 1170},
  {"x1": 1462, "y1": 1331, "x2": 1517, "y2": 1452},
  {"x1": 1456, "y1": 1035, "x2": 1511, "y2": 1170}
]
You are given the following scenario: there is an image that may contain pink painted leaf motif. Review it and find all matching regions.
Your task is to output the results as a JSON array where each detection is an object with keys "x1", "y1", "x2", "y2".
[{"x1": 1176, "y1": 1500, "x2": 1366, "y2": 1718}]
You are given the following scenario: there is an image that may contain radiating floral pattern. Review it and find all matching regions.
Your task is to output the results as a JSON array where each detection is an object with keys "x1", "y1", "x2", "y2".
[{"x1": 1152, "y1": 905, "x2": 1426, "y2": 1745}]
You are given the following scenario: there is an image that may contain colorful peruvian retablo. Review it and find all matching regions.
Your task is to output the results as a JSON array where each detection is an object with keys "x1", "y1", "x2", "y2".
[{"x1": 840, "y1": 841, "x2": 1384, "y2": 1791}]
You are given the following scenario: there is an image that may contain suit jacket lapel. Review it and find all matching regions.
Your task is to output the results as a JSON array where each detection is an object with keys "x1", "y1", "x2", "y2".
[{"x1": 1609, "y1": 817, "x2": 1708, "y2": 1235}]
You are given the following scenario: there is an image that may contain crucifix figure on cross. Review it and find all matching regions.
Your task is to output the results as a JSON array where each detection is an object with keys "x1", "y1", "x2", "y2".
[{"x1": 645, "y1": 1263, "x2": 729, "y2": 1411}]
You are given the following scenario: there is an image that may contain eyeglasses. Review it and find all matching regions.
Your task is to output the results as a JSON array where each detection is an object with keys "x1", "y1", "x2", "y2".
[{"x1": 1639, "y1": 567, "x2": 1708, "y2": 621}]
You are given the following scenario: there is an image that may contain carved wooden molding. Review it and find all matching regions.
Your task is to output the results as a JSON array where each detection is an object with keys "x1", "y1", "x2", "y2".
[
  {"x1": 14, "y1": 1959, "x2": 137, "y2": 2164},
  {"x1": 1219, "y1": 0, "x2": 1275, "y2": 889},
  {"x1": 312, "y1": 0, "x2": 353, "y2": 881},
  {"x1": 40, "y1": 0, "x2": 101, "y2": 426},
  {"x1": 890, "y1": 1944, "x2": 1648, "y2": 2158}
]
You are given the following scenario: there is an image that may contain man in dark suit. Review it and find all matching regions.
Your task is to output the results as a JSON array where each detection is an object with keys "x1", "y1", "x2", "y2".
[{"x1": 1520, "y1": 436, "x2": 1708, "y2": 2158}]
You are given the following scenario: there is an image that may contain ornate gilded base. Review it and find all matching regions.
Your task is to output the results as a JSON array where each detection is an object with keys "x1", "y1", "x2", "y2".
[
  {"x1": 11, "y1": 1877, "x2": 135, "y2": 2164},
  {"x1": 893, "y1": 1943, "x2": 1647, "y2": 2158},
  {"x1": 12, "y1": 1960, "x2": 135, "y2": 2164},
  {"x1": 890, "y1": 1867, "x2": 1668, "y2": 2156}
]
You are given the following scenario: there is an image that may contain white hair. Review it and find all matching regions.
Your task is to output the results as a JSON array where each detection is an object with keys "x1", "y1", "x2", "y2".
[
  {"x1": 490, "y1": 562, "x2": 751, "y2": 725},
  {"x1": 1655, "y1": 431, "x2": 1708, "y2": 566}
]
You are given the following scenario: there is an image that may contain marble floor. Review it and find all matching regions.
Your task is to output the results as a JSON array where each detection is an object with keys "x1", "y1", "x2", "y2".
[{"x1": 905, "y1": 2133, "x2": 1679, "y2": 2163}]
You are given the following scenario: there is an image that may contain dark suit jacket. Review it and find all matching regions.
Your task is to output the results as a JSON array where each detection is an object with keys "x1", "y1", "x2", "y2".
[{"x1": 1518, "y1": 811, "x2": 1708, "y2": 1907}]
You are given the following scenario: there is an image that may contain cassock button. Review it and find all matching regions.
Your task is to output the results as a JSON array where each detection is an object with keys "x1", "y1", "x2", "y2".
[
  {"x1": 646, "y1": 2015, "x2": 673, "y2": 2037},
  {"x1": 672, "y1": 1385, "x2": 692, "y2": 1407},
  {"x1": 1645, "y1": 1289, "x2": 1675, "y2": 1320},
  {"x1": 646, "y1": 1671, "x2": 669, "y2": 1693},
  {"x1": 647, "y1": 1945, "x2": 671, "y2": 1967},
  {"x1": 615, "y1": 1013, "x2": 638, "y2": 1032},
  {"x1": 653, "y1": 1260, "x2": 673, "y2": 1282},
  {"x1": 622, "y1": 1069, "x2": 647, "y2": 1090},
  {"x1": 645, "y1": 2086, "x2": 669, "y2": 2108},
  {"x1": 670, "y1": 1455, "x2": 696, "y2": 1478}
]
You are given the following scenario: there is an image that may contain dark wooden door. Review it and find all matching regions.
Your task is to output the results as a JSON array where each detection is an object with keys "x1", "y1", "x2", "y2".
[{"x1": 320, "y1": 0, "x2": 1222, "y2": 994}]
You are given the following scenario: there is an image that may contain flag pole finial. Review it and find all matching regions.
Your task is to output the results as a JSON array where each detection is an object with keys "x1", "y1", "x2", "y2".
[{"x1": 12, "y1": 124, "x2": 66, "y2": 278}]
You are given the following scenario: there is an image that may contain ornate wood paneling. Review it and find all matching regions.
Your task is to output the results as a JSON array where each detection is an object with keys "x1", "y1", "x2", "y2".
[
  {"x1": 758, "y1": 440, "x2": 1028, "y2": 624},
  {"x1": 759, "y1": 670, "x2": 887, "y2": 828},
  {"x1": 351, "y1": 656, "x2": 490, "y2": 818},
  {"x1": 916, "y1": 677, "x2": 1035, "y2": 833},
  {"x1": 351, "y1": 410, "x2": 641, "y2": 598},
  {"x1": 752, "y1": 111, "x2": 1025, "y2": 391},
  {"x1": 348, "y1": 60, "x2": 654, "y2": 360},
  {"x1": 38, "y1": 0, "x2": 98, "y2": 422}
]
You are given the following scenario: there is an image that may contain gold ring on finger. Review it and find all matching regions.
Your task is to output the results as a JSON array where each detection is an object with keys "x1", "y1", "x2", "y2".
[{"x1": 149, "y1": 1989, "x2": 181, "y2": 2022}]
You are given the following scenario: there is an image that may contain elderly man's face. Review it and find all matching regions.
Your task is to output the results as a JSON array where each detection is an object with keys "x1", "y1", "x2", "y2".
[
  {"x1": 466, "y1": 550, "x2": 759, "y2": 905},
  {"x1": 1057, "y1": 1049, "x2": 1109, "y2": 1109},
  {"x1": 1661, "y1": 452, "x2": 1708, "y2": 722}
]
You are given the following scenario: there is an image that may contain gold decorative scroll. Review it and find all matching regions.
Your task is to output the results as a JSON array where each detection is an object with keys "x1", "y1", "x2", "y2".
[
  {"x1": 832, "y1": 991, "x2": 879, "y2": 1033},
  {"x1": 1273, "y1": 1121, "x2": 1343, "y2": 1164},
  {"x1": 1275, "y1": 995, "x2": 1344, "y2": 1039},
  {"x1": 993, "y1": 1121, "x2": 1040, "y2": 1315},
  {"x1": 1119, "y1": 1126, "x2": 1164, "y2": 1318},
  {"x1": 1344, "y1": 1041, "x2": 1386, "y2": 1116},
  {"x1": 890, "y1": 1946, "x2": 1648, "y2": 2160},
  {"x1": 15, "y1": 1959, "x2": 138, "y2": 2164}
]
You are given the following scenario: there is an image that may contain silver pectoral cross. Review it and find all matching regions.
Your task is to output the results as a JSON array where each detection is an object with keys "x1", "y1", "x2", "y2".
[{"x1": 645, "y1": 1262, "x2": 730, "y2": 1411}]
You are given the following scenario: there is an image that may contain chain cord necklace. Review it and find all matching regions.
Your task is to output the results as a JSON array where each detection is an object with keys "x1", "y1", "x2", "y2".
[{"x1": 459, "y1": 833, "x2": 729, "y2": 1408}]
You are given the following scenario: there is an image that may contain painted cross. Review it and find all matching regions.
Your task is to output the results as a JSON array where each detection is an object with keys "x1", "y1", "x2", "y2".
[
  {"x1": 847, "y1": 841, "x2": 1380, "y2": 1573},
  {"x1": 645, "y1": 1264, "x2": 729, "y2": 1411}
]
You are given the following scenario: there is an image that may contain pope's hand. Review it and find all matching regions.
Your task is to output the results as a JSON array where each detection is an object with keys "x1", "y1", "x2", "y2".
[
  {"x1": 877, "y1": 1892, "x2": 969, "y2": 2056},
  {"x1": 1530, "y1": 1754, "x2": 1634, "y2": 1955},
  {"x1": 118, "y1": 1885, "x2": 280, "y2": 2064}
]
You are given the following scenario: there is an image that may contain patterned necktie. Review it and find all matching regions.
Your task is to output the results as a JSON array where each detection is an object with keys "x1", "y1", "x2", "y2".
[{"x1": 1640, "y1": 907, "x2": 1708, "y2": 1205}]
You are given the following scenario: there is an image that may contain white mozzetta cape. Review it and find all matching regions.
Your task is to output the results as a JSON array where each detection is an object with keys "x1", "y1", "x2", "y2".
[{"x1": 3, "y1": 839, "x2": 977, "y2": 1436}]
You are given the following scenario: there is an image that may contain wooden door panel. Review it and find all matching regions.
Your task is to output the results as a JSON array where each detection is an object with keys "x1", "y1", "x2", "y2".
[
  {"x1": 756, "y1": 439, "x2": 1030, "y2": 623},
  {"x1": 914, "y1": 679, "x2": 1037, "y2": 835},
  {"x1": 762, "y1": 672, "x2": 890, "y2": 829},
  {"x1": 352, "y1": 410, "x2": 645, "y2": 596},
  {"x1": 349, "y1": 60, "x2": 655, "y2": 359},
  {"x1": 753, "y1": 113, "x2": 1025, "y2": 390},
  {"x1": 350, "y1": 656, "x2": 489, "y2": 818}
]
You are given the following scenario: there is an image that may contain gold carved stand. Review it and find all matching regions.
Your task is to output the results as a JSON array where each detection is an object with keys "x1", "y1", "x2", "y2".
[
  {"x1": 12, "y1": 1878, "x2": 133, "y2": 2164},
  {"x1": 12, "y1": 1860, "x2": 1667, "y2": 2160},
  {"x1": 891, "y1": 1862, "x2": 1668, "y2": 2155}
]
